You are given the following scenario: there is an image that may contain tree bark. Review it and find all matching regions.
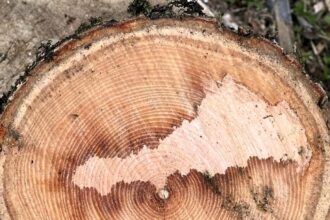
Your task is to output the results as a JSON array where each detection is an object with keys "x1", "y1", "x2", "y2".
[{"x1": 0, "y1": 18, "x2": 329, "y2": 219}]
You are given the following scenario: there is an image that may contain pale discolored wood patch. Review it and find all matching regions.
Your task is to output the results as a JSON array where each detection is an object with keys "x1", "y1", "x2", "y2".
[{"x1": 73, "y1": 76, "x2": 311, "y2": 195}]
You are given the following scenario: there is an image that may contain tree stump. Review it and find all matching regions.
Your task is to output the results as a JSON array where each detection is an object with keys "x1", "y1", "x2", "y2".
[{"x1": 0, "y1": 18, "x2": 329, "y2": 219}]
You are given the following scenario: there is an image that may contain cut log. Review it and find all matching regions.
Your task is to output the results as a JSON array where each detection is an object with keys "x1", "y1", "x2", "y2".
[{"x1": 0, "y1": 18, "x2": 329, "y2": 219}]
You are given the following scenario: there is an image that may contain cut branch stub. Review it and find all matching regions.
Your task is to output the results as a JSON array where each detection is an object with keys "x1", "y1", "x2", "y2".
[{"x1": 0, "y1": 18, "x2": 329, "y2": 219}]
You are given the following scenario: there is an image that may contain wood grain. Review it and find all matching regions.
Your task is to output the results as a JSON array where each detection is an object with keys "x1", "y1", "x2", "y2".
[{"x1": 0, "y1": 18, "x2": 329, "y2": 219}]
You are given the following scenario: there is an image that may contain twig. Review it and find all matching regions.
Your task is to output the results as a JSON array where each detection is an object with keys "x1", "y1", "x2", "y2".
[
  {"x1": 310, "y1": 40, "x2": 326, "y2": 71},
  {"x1": 318, "y1": 34, "x2": 330, "y2": 42},
  {"x1": 271, "y1": 0, "x2": 294, "y2": 52},
  {"x1": 196, "y1": 0, "x2": 214, "y2": 17}
]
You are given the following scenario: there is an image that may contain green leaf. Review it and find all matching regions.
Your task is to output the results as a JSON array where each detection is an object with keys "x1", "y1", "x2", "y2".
[
  {"x1": 225, "y1": 0, "x2": 236, "y2": 4},
  {"x1": 323, "y1": 14, "x2": 330, "y2": 26},
  {"x1": 293, "y1": 1, "x2": 318, "y2": 26},
  {"x1": 322, "y1": 67, "x2": 330, "y2": 81},
  {"x1": 293, "y1": 1, "x2": 305, "y2": 16},
  {"x1": 323, "y1": 55, "x2": 330, "y2": 65}
]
